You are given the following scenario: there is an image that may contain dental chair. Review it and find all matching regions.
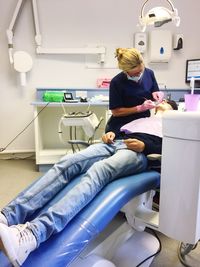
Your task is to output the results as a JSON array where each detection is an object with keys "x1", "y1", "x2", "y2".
[
  {"x1": 1, "y1": 111, "x2": 200, "y2": 267},
  {"x1": 0, "y1": 170, "x2": 161, "y2": 267}
]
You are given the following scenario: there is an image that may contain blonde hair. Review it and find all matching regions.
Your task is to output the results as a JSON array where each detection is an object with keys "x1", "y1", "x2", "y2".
[{"x1": 115, "y1": 48, "x2": 144, "y2": 72}]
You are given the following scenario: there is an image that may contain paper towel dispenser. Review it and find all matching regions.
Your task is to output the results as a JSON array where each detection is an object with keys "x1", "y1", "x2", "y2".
[{"x1": 148, "y1": 30, "x2": 172, "y2": 63}]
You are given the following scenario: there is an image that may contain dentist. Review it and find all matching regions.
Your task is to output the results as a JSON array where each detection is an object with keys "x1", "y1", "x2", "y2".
[{"x1": 106, "y1": 47, "x2": 164, "y2": 137}]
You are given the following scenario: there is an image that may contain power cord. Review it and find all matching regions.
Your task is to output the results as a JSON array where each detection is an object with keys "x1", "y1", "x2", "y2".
[
  {"x1": 135, "y1": 228, "x2": 162, "y2": 267},
  {"x1": 0, "y1": 102, "x2": 50, "y2": 152}
]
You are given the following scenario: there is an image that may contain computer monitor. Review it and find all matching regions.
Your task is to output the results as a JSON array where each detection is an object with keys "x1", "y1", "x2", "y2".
[{"x1": 185, "y1": 59, "x2": 200, "y2": 83}]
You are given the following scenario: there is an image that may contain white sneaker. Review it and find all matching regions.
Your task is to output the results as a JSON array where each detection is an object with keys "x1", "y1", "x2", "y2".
[
  {"x1": 0, "y1": 223, "x2": 37, "y2": 267},
  {"x1": 0, "y1": 212, "x2": 8, "y2": 225}
]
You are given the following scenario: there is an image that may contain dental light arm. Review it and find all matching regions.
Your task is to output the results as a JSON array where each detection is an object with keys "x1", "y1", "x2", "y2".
[
  {"x1": 7, "y1": 0, "x2": 108, "y2": 87},
  {"x1": 31, "y1": 0, "x2": 42, "y2": 47},
  {"x1": 31, "y1": 0, "x2": 106, "y2": 63},
  {"x1": 6, "y1": 0, "x2": 33, "y2": 86},
  {"x1": 139, "y1": 0, "x2": 180, "y2": 32},
  {"x1": 6, "y1": 0, "x2": 26, "y2": 64}
]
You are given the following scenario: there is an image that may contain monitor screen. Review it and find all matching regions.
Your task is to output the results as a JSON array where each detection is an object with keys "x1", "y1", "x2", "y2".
[{"x1": 185, "y1": 59, "x2": 200, "y2": 83}]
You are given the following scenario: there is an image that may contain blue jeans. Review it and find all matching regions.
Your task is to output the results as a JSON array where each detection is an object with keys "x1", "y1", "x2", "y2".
[{"x1": 2, "y1": 141, "x2": 147, "y2": 246}]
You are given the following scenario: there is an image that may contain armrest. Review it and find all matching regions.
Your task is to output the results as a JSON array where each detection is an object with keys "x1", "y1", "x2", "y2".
[{"x1": 147, "y1": 154, "x2": 161, "y2": 161}]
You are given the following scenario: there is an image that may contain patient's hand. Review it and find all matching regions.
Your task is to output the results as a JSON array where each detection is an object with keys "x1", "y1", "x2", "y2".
[
  {"x1": 124, "y1": 138, "x2": 145, "y2": 152},
  {"x1": 102, "y1": 132, "x2": 115, "y2": 144}
]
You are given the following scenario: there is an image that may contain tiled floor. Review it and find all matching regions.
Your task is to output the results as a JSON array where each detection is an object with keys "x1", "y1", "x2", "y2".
[{"x1": 0, "y1": 159, "x2": 199, "y2": 267}]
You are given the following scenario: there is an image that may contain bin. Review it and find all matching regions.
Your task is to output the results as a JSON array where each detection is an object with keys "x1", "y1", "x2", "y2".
[{"x1": 159, "y1": 111, "x2": 200, "y2": 244}]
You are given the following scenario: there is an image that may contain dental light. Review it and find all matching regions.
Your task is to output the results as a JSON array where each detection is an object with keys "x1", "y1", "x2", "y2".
[{"x1": 139, "y1": 0, "x2": 180, "y2": 32}]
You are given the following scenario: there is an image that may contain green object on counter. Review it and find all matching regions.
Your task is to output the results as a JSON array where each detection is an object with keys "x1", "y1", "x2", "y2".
[{"x1": 43, "y1": 91, "x2": 64, "y2": 102}]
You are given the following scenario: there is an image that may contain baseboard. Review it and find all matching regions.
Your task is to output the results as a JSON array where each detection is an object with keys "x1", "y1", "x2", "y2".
[{"x1": 0, "y1": 150, "x2": 35, "y2": 160}]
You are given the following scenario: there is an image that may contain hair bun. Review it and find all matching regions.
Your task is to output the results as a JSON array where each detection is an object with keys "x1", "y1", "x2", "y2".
[{"x1": 115, "y1": 48, "x2": 124, "y2": 59}]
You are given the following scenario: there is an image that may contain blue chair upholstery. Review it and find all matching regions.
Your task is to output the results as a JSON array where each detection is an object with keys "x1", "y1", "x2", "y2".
[{"x1": 0, "y1": 170, "x2": 160, "y2": 267}]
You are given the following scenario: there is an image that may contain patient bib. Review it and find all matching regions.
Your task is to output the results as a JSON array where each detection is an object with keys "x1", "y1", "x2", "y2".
[{"x1": 120, "y1": 116, "x2": 162, "y2": 137}]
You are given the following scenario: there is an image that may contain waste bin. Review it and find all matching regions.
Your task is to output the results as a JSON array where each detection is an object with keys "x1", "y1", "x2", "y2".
[{"x1": 159, "y1": 111, "x2": 200, "y2": 244}]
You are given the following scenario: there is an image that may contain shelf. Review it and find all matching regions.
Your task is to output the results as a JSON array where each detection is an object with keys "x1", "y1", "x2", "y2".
[{"x1": 31, "y1": 101, "x2": 109, "y2": 107}]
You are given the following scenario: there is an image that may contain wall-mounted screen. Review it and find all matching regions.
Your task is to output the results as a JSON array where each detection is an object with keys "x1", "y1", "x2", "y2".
[{"x1": 185, "y1": 59, "x2": 200, "y2": 83}]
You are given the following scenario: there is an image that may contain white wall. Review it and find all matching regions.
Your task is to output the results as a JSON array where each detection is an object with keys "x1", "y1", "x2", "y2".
[{"x1": 0, "y1": 0, "x2": 200, "y2": 152}]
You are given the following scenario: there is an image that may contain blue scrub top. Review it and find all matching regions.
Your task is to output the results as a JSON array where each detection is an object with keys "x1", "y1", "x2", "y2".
[{"x1": 106, "y1": 68, "x2": 159, "y2": 137}]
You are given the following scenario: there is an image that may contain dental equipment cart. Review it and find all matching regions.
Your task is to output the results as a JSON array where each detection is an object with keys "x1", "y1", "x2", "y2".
[{"x1": 32, "y1": 88, "x2": 109, "y2": 172}]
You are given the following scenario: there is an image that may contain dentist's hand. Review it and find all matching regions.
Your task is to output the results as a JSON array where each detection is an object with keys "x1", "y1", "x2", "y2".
[
  {"x1": 136, "y1": 99, "x2": 155, "y2": 112},
  {"x1": 152, "y1": 91, "x2": 164, "y2": 103},
  {"x1": 102, "y1": 131, "x2": 115, "y2": 144}
]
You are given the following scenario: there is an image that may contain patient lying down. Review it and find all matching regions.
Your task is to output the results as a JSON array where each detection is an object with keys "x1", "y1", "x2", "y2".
[{"x1": 0, "y1": 100, "x2": 177, "y2": 266}]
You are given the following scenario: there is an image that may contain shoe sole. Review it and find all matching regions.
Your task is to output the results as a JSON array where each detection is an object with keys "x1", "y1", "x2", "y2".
[{"x1": 0, "y1": 224, "x2": 20, "y2": 267}]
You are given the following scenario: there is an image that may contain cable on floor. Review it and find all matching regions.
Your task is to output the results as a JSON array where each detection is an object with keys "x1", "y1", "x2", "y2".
[{"x1": 135, "y1": 228, "x2": 162, "y2": 267}]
